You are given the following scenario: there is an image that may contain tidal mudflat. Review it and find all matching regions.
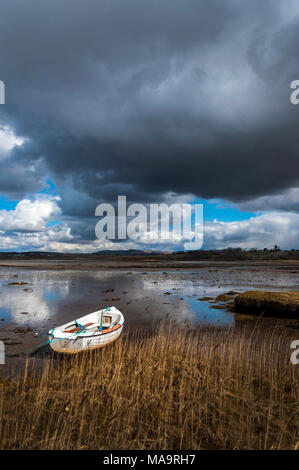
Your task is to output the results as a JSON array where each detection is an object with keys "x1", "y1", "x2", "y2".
[{"x1": 1, "y1": 260, "x2": 299, "y2": 358}]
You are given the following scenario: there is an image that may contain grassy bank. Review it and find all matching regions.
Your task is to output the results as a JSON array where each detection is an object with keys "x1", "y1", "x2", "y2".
[{"x1": 0, "y1": 323, "x2": 298, "y2": 450}]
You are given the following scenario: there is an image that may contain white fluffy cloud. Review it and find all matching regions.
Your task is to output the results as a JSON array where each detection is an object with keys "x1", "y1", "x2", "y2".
[
  {"x1": 41, "y1": 210, "x2": 299, "y2": 252},
  {"x1": 204, "y1": 212, "x2": 299, "y2": 250},
  {"x1": 0, "y1": 196, "x2": 61, "y2": 231},
  {"x1": 0, "y1": 194, "x2": 299, "y2": 252},
  {"x1": 0, "y1": 126, "x2": 25, "y2": 160},
  {"x1": 0, "y1": 195, "x2": 75, "y2": 252}
]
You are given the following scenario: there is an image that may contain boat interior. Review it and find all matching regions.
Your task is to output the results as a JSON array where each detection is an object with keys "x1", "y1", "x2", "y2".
[{"x1": 62, "y1": 314, "x2": 113, "y2": 334}]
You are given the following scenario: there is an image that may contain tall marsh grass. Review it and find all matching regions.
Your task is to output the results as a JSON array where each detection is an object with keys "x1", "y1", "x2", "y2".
[{"x1": 0, "y1": 322, "x2": 298, "y2": 449}]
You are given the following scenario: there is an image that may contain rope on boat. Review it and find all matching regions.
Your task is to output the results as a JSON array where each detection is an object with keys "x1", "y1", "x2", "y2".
[
  {"x1": 6, "y1": 329, "x2": 82, "y2": 357},
  {"x1": 6, "y1": 331, "x2": 55, "y2": 358}
]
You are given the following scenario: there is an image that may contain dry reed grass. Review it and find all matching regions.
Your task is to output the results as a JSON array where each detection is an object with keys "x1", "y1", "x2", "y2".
[{"x1": 0, "y1": 322, "x2": 298, "y2": 450}]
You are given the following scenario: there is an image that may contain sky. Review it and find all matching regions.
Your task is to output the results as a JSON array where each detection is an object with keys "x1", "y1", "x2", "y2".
[{"x1": 1, "y1": 0, "x2": 299, "y2": 252}]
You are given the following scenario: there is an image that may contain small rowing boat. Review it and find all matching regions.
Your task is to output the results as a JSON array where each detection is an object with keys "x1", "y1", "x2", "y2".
[{"x1": 48, "y1": 306, "x2": 124, "y2": 353}]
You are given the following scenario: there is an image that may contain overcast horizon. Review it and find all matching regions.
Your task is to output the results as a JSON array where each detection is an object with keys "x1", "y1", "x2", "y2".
[{"x1": 1, "y1": 1, "x2": 299, "y2": 252}]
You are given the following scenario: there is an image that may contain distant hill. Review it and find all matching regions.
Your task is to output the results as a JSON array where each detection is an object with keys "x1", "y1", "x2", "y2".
[{"x1": 1, "y1": 247, "x2": 299, "y2": 261}]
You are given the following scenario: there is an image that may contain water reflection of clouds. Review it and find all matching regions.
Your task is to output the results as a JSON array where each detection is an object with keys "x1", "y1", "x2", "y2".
[
  {"x1": 0, "y1": 269, "x2": 236, "y2": 330},
  {"x1": 0, "y1": 306, "x2": 11, "y2": 321},
  {"x1": 43, "y1": 281, "x2": 70, "y2": 301},
  {"x1": 83, "y1": 271, "x2": 198, "y2": 324},
  {"x1": 186, "y1": 298, "x2": 234, "y2": 327},
  {"x1": 0, "y1": 287, "x2": 53, "y2": 324},
  {"x1": 143, "y1": 273, "x2": 235, "y2": 327},
  {"x1": 0, "y1": 277, "x2": 72, "y2": 325}
]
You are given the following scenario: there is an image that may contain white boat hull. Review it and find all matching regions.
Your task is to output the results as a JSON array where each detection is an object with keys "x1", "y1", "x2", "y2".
[
  {"x1": 50, "y1": 325, "x2": 123, "y2": 353},
  {"x1": 48, "y1": 306, "x2": 124, "y2": 354}
]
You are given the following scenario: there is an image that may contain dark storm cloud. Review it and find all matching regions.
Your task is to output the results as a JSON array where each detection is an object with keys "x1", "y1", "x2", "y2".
[{"x1": 1, "y1": 0, "x2": 299, "y2": 215}]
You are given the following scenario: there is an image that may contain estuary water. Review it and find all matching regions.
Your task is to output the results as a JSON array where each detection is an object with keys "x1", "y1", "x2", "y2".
[{"x1": 1, "y1": 262, "x2": 299, "y2": 356}]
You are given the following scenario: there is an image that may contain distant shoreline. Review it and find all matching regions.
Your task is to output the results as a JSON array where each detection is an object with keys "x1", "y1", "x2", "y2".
[
  {"x1": 1, "y1": 248, "x2": 299, "y2": 263},
  {"x1": 1, "y1": 257, "x2": 299, "y2": 271}
]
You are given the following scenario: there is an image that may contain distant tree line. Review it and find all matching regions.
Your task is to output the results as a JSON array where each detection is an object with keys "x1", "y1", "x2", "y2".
[{"x1": 1, "y1": 246, "x2": 299, "y2": 261}]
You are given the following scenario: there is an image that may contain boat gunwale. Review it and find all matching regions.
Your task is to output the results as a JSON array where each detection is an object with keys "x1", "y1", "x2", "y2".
[{"x1": 50, "y1": 322, "x2": 123, "y2": 340}]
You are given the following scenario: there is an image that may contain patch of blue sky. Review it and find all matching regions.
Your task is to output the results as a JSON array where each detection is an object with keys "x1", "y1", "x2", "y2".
[
  {"x1": 46, "y1": 220, "x2": 62, "y2": 228},
  {"x1": 37, "y1": 177, "x2": 58, "y2": 196},
  {"x1": 190, "y1": 198, "x2": 260, "y2": 222},
  {"x1": 0, "y1": 178, "x2": 58, "y2": 211},
  {"x1": 0, "y1": 195, "x2": 18, "y2": 211}
]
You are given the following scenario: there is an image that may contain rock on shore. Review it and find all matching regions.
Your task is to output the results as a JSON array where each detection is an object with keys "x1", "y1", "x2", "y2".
[{"x1": 234, "y1": 291, "x2": 299, "y2": 319}]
